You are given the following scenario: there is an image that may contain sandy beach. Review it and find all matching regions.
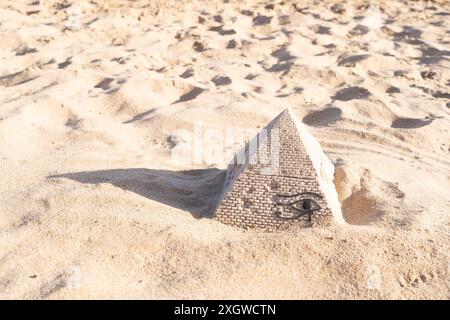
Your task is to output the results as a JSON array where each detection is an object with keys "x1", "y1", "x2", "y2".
[{"x1": 0, "y1": 0, "x2": 449, "y2": 299}]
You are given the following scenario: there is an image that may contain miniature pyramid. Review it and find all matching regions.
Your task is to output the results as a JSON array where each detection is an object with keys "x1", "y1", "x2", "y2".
[{"x1": 214, "y1": 109, "x2": 343, "y2": 230}]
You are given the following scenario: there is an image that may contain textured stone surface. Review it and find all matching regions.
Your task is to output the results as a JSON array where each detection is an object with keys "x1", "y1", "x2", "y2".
[{"x1": 214, "y1": 109, "x2": 343, "y2": 230}]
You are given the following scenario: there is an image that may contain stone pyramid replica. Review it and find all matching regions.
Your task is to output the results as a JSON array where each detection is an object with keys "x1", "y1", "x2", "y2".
[{"x1": 214, "y1": 109, "x2": 343, "y2": 230}]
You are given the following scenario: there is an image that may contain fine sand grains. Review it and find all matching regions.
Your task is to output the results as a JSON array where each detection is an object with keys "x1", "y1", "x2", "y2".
[{"x1": 0, "y1": 0, "x2": 449, "y2": 299}]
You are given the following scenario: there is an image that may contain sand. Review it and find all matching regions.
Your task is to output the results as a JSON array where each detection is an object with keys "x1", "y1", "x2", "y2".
[{"x1": 0, "y1": 0, "x2": 449, "y2": 299}]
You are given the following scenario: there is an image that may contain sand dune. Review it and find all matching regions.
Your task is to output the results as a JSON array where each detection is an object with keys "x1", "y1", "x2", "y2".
[{"x1": 0, "y1": 0, "x2": 449, "y2": 299}]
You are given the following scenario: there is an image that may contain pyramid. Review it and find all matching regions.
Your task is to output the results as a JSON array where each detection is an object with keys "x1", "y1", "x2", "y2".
[{"x1": 214, "y1": 109, "x2": 343, "y2": 230}]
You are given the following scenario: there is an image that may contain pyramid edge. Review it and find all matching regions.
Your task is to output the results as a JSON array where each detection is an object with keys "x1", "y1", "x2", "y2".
[{"x1": 286, "y1": 108, "x2": 345, "y2": 224}]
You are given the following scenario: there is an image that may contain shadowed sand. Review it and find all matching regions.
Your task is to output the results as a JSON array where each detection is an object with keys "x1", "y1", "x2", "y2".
[{"x1": 49, "y1": 168, "x2": 225, "y2": 218}]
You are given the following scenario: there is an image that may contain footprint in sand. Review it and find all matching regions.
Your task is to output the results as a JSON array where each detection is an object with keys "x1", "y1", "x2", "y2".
[
  {"x1": 208, "y1": 25, "x2": 236, "y2": 36},
  {"x1": 58, "y1": 57, "x2": 72, "y2": 69},
  {"x1": 267, "y1": 62, "x2": 293, "y2": 73},
  {"x1": 278, "y1": 15, "x2": 290, "y2": 25},
  {"x1": 315, "y1": 25, "x2": 331, "y2": 35},
  {"x1": 391, "y1": 117, "x2": 434, "y2": 129},
  {"x1": 93, "y1": 77, "x2": 125, "y2": 95},
  {"x1": 411, "y1": 84, "x2": 450, "y2": 99},
  {"x1": 123, "y1": 108, "x2": 157, "y2": 124},
  {"x1": 172, "y1": 87, "x2": 204, "y2": 104},
  {"x1": 271, "y1": 46, "x2": 296, "y2": 61},
  {"x1": 94, "y1": 78, "x2": 115, "y2": 91},
  {"x1": 111, "y1": 57, "x2": 128, "y2": 65},
  {"x1": 15, "y1": 211, "x2": 41, "y2": 228},
  {"x1": 398, "y1": 271, "x2": 436, "y2": 288},
  {"x1": 54, "y1": 2, "x2": 72, "y2": 10},
  {"x1": 38, "y1": 272, "x2": 70, "y2": 299},
  {"x1": 332, "y1": 86, "x2": 371, "y2": 101},
  {"x1": 0, "y1": 71, "x2": 26, "y2": 87},
  {"x1": 386, "y1": 86, "x2": 401, "y2": 94},
  {"x1": 211, "y1": 76, "x2": 232, "y2": 86},
  {"x1": 253, "y1": 14, "x2": 272, "y2": 26},
  {"x1": 337, "y1": 53, "x2": 369, "y2": 67},
  {"x1": 276, "y1": 85, "x2": 303, "y2": 97},
  {"x1": 226, "y1": 39, "x2": 237, "y2": 49},
  {"x1": 330, "y1": 3, "x2": 345, "y2": 14},
  {"x1": 420, "y1": 70, "x2": 437, "y2": 80},
  {"x1": 193, "y1": 41, "x2": 207, "y2": 52},
  {"x1": 26, "y1": 9, "x2": 40, "y2": 15},
  {"x1": 65, "y1": 117, "x2": 83, "y2": 130},
  {"x1": 348, "y1": 24, "x2": 369, "y2": 36},
  {"x1": 180, "y1": 68, "x2": 194, "y2": 79},
  {"x1": 15, "y1": 47, "x2": 38, "y2": 56},
  {"x1": 0, "y1": 70, "x2": 38, "y2": 87},
  {"x1": 213, "y1": 15, "x2": 223, "y2": 23}
]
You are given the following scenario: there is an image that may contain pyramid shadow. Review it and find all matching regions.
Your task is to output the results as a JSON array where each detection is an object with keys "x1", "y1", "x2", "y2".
[{"x1": 48, "y1": 168, "x2": 226, "y2": 219}]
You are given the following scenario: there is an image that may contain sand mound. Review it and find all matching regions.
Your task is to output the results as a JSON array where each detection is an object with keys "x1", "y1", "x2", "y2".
[{"x1": 335, "y1": 163, "x2": 407, "y2": 226}]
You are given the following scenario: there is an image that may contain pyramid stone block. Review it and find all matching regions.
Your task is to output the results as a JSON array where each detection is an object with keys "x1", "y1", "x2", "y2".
[{"x1": 214, "y1": 109, "x2": 343, "y2": 230}]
